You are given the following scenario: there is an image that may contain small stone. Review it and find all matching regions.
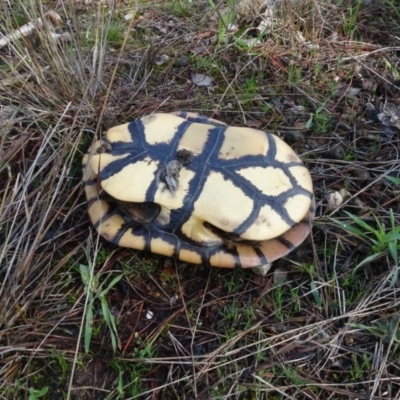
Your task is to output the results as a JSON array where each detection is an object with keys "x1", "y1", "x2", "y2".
[
  {"x1": 190, "y1": 72, "x2": 213, "y2": 87},
  {"x1": 326, "y1": 191, "x2": 343, "y2": 210},
  {"x1": 145, "y1": 310, "x2": 154, "y2": 320},
  {"x1": 154, "y1": 54, "x2": 169, "y2": 66},
  {"x1": 353, "y1": 197, "x2": 368, "y2": 213},
  {"x1": 370, "y1": 181, "x2": 383, "y2": 193},
  {"x1": 364, "y1": 103, "x2": 380, "y2": 122},
  {"x1": 176, "y1": 55, "x2": 189, "y2": 68},
  {"x1": 328, "y1": 145, "x2": 346, "y2": 160},
  {"x1": 273, "y1": 266, "x2": 288, "y2": 285},
  {"x1": 124, "y1": 13, "x2": 134, "y2": 21},
  {"x1": 352, "y1": 169, "x2": 371, "y2": 182},
  {"x1": 338, "y1": 189, "x2": 349, "y2": 199},
  {"x1": 251, "y1": 263, "x2": 272, "y2": 276},
  {"x1": 284, "y1": 130, "x2": 304, "y2": 144}
]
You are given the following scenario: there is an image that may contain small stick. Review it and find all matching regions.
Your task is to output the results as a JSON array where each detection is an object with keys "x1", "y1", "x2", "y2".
[{"x1": 0, "y1": 10, "x2": 65, "y2": 49}]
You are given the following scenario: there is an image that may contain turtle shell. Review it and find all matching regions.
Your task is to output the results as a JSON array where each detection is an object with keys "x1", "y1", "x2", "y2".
[{"x1": 82, "y1": 111, "x2": 314, "y2": 268}]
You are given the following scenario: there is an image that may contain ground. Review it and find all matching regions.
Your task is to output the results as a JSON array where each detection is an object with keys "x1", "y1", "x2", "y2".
[{"x1": 0, "y1": 0, "x2": 400, "y2": 399}]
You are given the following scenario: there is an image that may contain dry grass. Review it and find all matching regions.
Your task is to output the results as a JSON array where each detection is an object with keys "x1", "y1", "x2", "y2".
[{"x1": 0, "y1": 0, "x2": 400, "y2": 399}]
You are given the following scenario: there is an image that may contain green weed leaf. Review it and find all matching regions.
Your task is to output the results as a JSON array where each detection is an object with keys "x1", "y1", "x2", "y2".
[
  {"x1": 79, "y1": 264, "x2": 90, "y2": 286},
  {"x1": 28, "y1": 387, "x2": 48, "y2": 400},
  {"x1": 385, "y1": 175, "x2": 400, "y2": 186}
]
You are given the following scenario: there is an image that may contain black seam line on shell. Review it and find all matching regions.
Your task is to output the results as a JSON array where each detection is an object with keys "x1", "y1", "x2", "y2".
[
  {"x1": 253, "y1": 246, "x2": 269, "y2": 265},
  {"x1": 207, "y1": 158, "x2": 307, "y2": 177},
  {"x1": 200, "y1": 248, "x2": 211, "y2": 267},
  {"x1": 103, "y1": 120, "x2": 144, "y2": 155},
  {"x1": 270, "y1": 186, "x2": 313, "y2": 219},
  {"x1": 206, "y1": 245, "x2": 239, "y2": 268},
  {"x1": 173, "y1": 229, "x2": 223, "y2": 264},
  {"x1": 214, "y1": 166, "x2": 300, "y2": 235},
  {"x1": 275, "y1": 160, "x2": 313, "y2": 200},
  {"x1": 83, "y1": 178, "x2": 97, "y2": 186},
  {"x1": 171, "y1": 125, "x2": 308, "y2": 238},
  {"x1": 143, "y1": 226, "x2": 152, "y2": 253},
  {"x1": 177, "y1": 111, "x2": 227, "y2": 127},
  {"x1": 128, "y1": 118, "x2": 146, "y2": 147},
  {"x1": 114, "y1": 223, "x2": 150, "y2": 249},
  {"x1": 181, "y1": 129, "x2": 307, "y2": 235},
  {"x1": 165, "y1": 128, "x2": 226, "y2": 234},
  {"x1": 87, "y1": 197, "x2": 101, "y2": 209},
  {"x1": 208, "y1": 151, "x2": 313, "y2": 235},
  {"x1": 150, "y1": 225, "x2": 175, "y2": 245},
  {"x1": 219, "y1": 245, "x2": 242, "y2": 269},
  {"x1": 173, "y1": 234, "x2": 181, "y2": 259},
  {"x1": 274, "y1": 186, "x2": 314, "y2": 221},
  {"x1": 176, "y1": 229, "x2": 222, "y2": 248},
  {"x1": 104, "y1": 142, "x2": 148, "y2": 156},
  {"x1": 98, "y1": 118, "x2": 149, "y2": 180},
  {"x1": 270, "y1": 188, "x2": 314, "y2": 227},
  {"x1": 169, "y1": 125, "x2": 228, "y2": 238},
  {"x1": 99, "y1": 152, "x2": 146, "y2": 182},
  {"x1": 92, "y1": 208, "x2": 119, "y2": 230},
  {"x1": 214, "y1": 167, "x2": 262, "y2": 235},
  {"x1": 266, "y1": 132, "x2": 277, "y2": 160},
  {"x1": 308, "y1": 198, "x2": 316, "y2": 214},
  {"x1": 150, "y1": 225, "x2": 181, "y2": 254},
  {"x1": 173, "y1": 111, "x2": 187, "y2": 119},
  {"x1": 213, "y1": 151, "x2": 306, "y2": 192},
  {"x1": 144, "y1": 119, "x2": 194, "y2": 201},
  {"x1": 275, "y1": 235, "x2": 296, "y2": 251},
  {"x1": 113, "y1": 223, "x2": 132, "y2": 245}
]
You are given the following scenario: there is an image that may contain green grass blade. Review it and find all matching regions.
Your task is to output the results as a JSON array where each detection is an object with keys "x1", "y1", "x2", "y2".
[
  {"x1": 347, "y1": 323, "x2": 385, "y2": 337},
  {"x1": 344, "y1": 212, "x2": 377, "y2": 234},
  {"x1": 84, "y1": 305, "x2": 94, "y2": 353},
  {"x1": 354, "y1": 251, "x2": 386, "y2": 273},
  {"x1": 79, "y1": 264, "x2": 90, "y2": 287},
  {"x1": 98, "y1": 274, "x2": 124, "y2": 297},
  {"x1": 383, "y1": 231, "x2": 400, "y2": 242},
  {"x1": 310, "y1": 280, "x2": 322, "y2": 308},
  {"x1": 388, "y1": 241, "x2": 399, "y2": 264},
  {"x1": 331, "y1": 218, "x2": 370, "y2": 240},
  {"x1": 385, "y1": 175, "x2": 400, "y2": 185},
  {"x1": 100, "y1": 296, "x2": 118, "y2": 351}
]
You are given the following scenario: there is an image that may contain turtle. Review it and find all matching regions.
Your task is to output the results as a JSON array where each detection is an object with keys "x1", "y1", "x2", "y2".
[{"x1": 82, "y1": 111, "x2": 315, "y2": 269}]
